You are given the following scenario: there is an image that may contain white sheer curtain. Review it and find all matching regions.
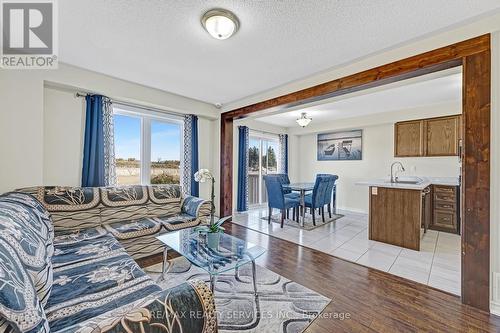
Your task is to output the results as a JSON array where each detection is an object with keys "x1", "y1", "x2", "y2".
[
  {"x1": 102, "y1": 98, "x2": 117, "y2": 186},
  {"x1": 182, "y1": 115, "x2": 194, "y2": 195},
  {"x1": 278, "y1": 134, "x2": 288, "y2": 174}
]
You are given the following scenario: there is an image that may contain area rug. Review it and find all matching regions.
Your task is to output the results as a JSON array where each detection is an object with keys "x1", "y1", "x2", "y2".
[
  {"x1": 146, "y1": 257, "x2": 330, "y2": 333},
  {"x1": 260, "y1": 212, "x2": 343, "y2": 230}
]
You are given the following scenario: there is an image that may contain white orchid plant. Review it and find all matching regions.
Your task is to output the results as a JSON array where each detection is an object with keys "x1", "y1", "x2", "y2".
[
  {"x1": 194, "y1": 168, "x2": 212, "y2": 183},
  {"x1": 193, "y1": 169, "x2": 229, "y2": 233}
]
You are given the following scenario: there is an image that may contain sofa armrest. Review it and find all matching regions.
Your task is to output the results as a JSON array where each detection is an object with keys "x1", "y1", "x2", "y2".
[
  {"x1": 181, "y1": 195, "x2": 212, "y2": 221},
  {"x1": 63, "y1": 280, "x2": 217, "y2": 333}
]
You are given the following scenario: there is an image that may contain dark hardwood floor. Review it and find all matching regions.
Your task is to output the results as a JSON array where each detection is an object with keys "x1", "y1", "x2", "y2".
[{"x1": 139, "y1": 223, "x2": 500, "y2": 332}]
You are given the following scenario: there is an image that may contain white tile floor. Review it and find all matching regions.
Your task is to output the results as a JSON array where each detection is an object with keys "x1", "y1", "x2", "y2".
[{"x1": 232, "y1": 207, "x2": 461, "y2": 296}]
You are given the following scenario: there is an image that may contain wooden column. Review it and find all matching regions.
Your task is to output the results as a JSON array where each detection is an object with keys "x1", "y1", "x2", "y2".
[
  {"x1": 220, "y1": 114, "x2": 233, "y2": 217},
  {"x1": 461, "y1": 49, "x2": 491, "y2": 311}
]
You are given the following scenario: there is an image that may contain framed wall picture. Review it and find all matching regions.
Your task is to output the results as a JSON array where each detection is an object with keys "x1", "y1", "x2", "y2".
[{"x1": 317, "y1": 130, "x2": 362, "y2": 161}]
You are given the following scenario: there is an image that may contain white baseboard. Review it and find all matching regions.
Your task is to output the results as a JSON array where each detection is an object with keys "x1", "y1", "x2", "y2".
[
  {"x1": 491, "y1": 301, "x2": 500, "y2": 317},
  {"x1": 336, "y1": 206, "x2": 368, "y2": 215}
]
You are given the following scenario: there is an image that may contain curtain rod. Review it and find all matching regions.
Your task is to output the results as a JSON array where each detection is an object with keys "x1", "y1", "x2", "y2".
[{"x1": 75, "y1": 92, "x2": 187, "y2": 119}]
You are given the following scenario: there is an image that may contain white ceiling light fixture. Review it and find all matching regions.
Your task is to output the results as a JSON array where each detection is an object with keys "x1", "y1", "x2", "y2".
[
  {"x1": 201, "y1": 9, "x2": 240, "y2": 40},
  {"x1": 296, "y1": 112, "x2": 312, "y2": 127}
]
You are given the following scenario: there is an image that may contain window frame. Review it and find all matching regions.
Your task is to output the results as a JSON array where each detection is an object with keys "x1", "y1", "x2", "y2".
[{"x1": 113, "y1": 104, "x2": 184, "y2": 185}]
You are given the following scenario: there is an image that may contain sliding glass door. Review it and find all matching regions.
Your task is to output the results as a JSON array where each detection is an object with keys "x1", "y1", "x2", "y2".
[{"x1": 248, "y1": 135, "x2": 279, "y2": 206}]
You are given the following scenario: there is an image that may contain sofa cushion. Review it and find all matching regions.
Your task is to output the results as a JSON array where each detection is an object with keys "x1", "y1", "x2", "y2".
[
  {"x1": 0, "y1": 192, "x2": 54, "y2": 245},
  {"x1": 148, "y1": 185, "x2": 182, "y2": 204},
  {"x1": 51, "y1": 280, "x2": 217, "y2": 333},
  {"x1": 118, "y1": 233, "x2": 165, "y2": 260},
  {"x1": 157, "y1": 214, "x2": 201, "y2": 231},
  {"x1": 53, "y1": 234, "x2": 123, "y2": 268},
  {"x1": 104, "y1": 217, "x2": 161, "y2": 240},
  {"x1": 0, "y1": 238, "x2": 50, "y2": 333},
  {"x1": 0, "y1": 197, "x2": 54, "y2": 307},
  {"x1": 99, "y1": 186, "x2": 150, "y2": 223},
  {"x1": 45, "y1": 252, "x2": 161, "y2": 332},
  {"x1": 53, "y1": 226, "x2": 108, "y2": 246},
  {"x1": 147, "y1": 185, "x2": 182, "y2": 216},
  {"x1": 0, "y1": 192, "x2": 53, "y2": 233},
  {"x1": 34, "y1": 187, "x2": 101, "y2": 232}
]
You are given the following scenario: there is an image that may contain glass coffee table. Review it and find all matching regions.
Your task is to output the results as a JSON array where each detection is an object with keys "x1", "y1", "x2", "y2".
[{"x1": 157, "y1": 228, "x2": 267, "y2": 295}]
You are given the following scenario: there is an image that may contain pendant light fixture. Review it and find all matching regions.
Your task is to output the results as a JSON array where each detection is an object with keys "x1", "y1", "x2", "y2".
[{"x1": 296, "y1": 112, "x2": 312, "y2": 127}]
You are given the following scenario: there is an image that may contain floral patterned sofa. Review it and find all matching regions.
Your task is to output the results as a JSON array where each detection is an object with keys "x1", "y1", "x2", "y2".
[
  {"x1": 0, "y1": 186, "x2": 217, "y2": 333},
  {"x1": 20, "y1": 185, "x2": 212, "y2": 259}
]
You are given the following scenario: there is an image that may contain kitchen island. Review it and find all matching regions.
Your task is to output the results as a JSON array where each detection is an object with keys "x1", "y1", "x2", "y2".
[{"x1": 357, "y1": 177, "x2": 459, "y2": 250}]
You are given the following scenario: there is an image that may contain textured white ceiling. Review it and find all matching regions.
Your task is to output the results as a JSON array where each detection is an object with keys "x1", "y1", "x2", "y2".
[
  {"x1": 255, "y1": 71, "x2": 462, "y2": 128},
  {"x1": 59, "y1": 1, "x2": 500, "y2": 105}
]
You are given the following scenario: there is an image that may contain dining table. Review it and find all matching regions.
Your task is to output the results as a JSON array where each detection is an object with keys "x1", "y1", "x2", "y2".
[{"x1": 282, "y1": 182, "x2": 315, "y2": 227}]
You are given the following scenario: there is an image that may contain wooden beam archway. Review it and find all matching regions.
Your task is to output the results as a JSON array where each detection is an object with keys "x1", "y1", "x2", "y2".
[{"x1": 220, "y1": 34, "x2": 491, "y2": 311}]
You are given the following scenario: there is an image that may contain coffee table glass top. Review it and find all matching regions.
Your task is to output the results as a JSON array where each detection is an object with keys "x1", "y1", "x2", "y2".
[{"x1": 157, "y1": 228, "x2": 266, "y2": 275}]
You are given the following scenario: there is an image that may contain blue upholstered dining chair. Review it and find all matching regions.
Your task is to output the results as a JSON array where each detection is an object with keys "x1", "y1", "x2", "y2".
[
  {"x1": 318, "y1": 174, "x2": 339, "y2": 218},
  {"x1": 275, "y1": 173, "x2": 300, "y2": 199},
  {"x1": 263, "y1": 175, "x2": 300, "y2": 228},
  {"x1": 304, "y1": 175, "x2": 331, "y2": 226},
  {"x1": 265, "y1": 174, "x2": 300, "y2": 220}
]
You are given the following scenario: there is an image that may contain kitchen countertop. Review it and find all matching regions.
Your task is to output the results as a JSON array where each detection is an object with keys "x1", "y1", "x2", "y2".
[{"x1": 356, "y1": 177, "x2": 460, "y2": 190}]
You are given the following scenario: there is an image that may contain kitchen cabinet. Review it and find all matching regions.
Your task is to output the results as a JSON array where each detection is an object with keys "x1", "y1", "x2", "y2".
[
  {"x1": 426, "y1": 116, "x2": 461, "y2": 156},
  {"x1": 430, "y1": 185, "x2": 459, "y2": 234},
  {"x1": 394, "y1": 120, "x2": 424, "y2": 157},
  {"x1": 394, "y1": 115, "x2": 462, "y2": 157},
  {"x1": 366, "y1": 182, "x2": 459, "y2": 251},
  {"x1": 369, "y1": 187, "x2": 422, "y2": 250}
]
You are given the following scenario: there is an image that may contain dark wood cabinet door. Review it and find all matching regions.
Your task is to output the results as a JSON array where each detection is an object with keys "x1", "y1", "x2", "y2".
[
  {"x1": 426, "y1": 116, "x2": 460, "y2": 156},
  {"x1": 369, "y1": 187, "x2": 421, "y2": 250},
  {"x1": 394, "y1": 120, "x2": 424, "y2": 157},
  {"x1": 430, "y1": 185, "x2": 459, "y2": 234},
  {"x1": 394, "y1": 115, "x2": 462, "y2": 157},
  {"x1": 432, "y1": 210, "x2": 457, "y2": 231},
  {"x1": 422, "y1": 187, "x2": 432, "y2": 231}
]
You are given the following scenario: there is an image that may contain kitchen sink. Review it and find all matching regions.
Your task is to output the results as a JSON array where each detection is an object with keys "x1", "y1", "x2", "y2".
[
  {"x1": 385, "y1": 177, "x2": 424, "y2": 185},
  {"x1": 394, "y1": 180, "x2": 422, "y2": 184}
]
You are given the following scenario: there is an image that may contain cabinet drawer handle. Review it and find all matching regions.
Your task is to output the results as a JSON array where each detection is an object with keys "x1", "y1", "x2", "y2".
[{"x1": 436, "y1": 186, "x2": 454, "y2": 191}]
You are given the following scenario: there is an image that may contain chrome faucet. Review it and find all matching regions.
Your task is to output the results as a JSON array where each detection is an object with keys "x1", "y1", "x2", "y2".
[{"x1": 390, "y1": 162, "x2": 405, "y2": 183}]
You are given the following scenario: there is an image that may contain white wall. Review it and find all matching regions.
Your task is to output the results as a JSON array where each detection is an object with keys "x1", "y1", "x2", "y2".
[
  {"x1": 43, "y1": 86, "x2": 86, "y2": 186},
  {"x1": 0, "y1": 72, "x2": 44, "y2": 192},
  {"x1": 196, "y1": 118, "x2": 217, "y2": 200},
  {"x1": 0, "y1": 64, "x2": 219, "y2": 197}
]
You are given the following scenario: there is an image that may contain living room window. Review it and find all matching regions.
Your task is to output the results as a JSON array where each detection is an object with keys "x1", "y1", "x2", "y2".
[{"x1": 114, "y1": 105, "x2": 183, "y2": 185}]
